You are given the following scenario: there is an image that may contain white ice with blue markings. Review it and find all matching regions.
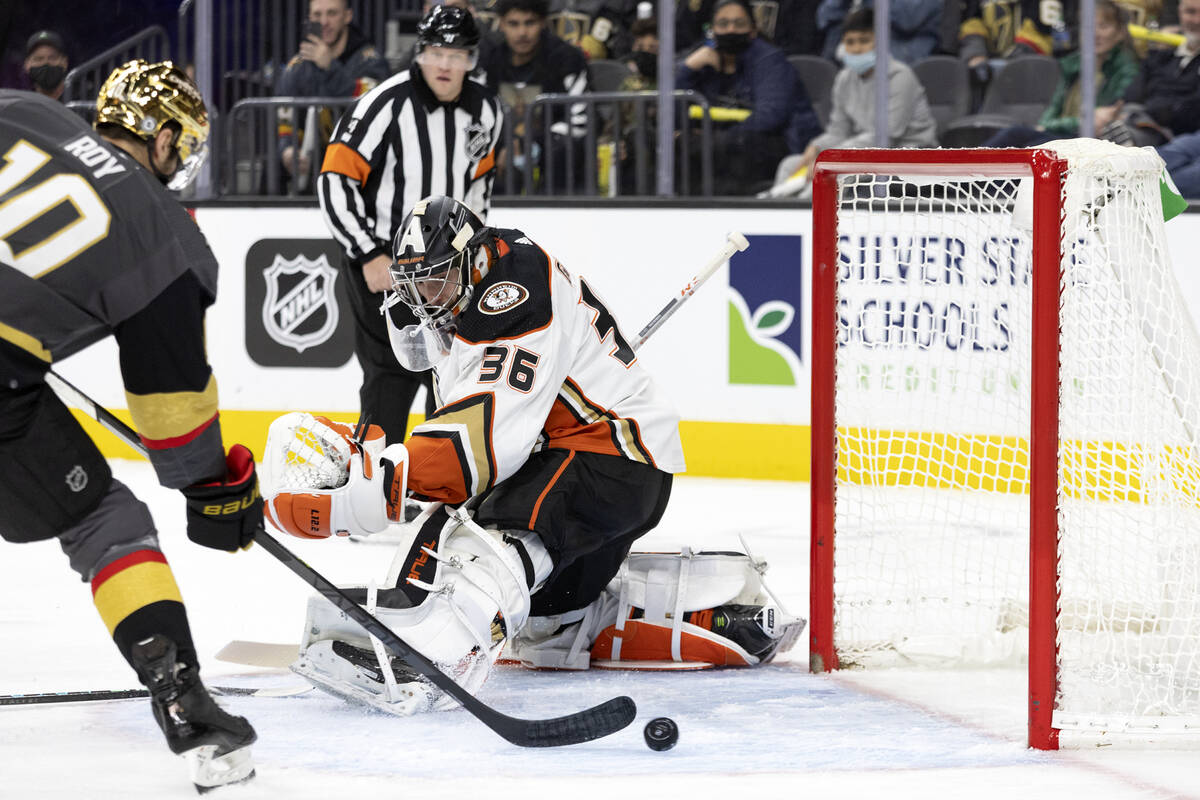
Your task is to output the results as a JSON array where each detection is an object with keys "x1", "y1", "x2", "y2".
[{"x1": 1, "y1": 464, "x2": 1197, "y2": 799}]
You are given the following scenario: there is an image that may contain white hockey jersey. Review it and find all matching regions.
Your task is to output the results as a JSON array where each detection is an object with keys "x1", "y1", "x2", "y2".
[{"x1": 405, "y1": 229, "x2": 685, "y2": 504}]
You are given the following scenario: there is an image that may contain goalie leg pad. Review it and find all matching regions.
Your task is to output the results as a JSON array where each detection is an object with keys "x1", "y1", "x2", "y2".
[
  {"x1": 508, "y1": 549, "x2": 805, "y2": 670},
  {"x1": 293, "y1": 507, "x2": 552, "y2": 713}
]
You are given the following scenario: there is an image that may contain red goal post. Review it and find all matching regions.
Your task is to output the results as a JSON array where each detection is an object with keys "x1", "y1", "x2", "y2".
[{"x1": 809, "y1": 144, "x2": 1200, "y2": 750}]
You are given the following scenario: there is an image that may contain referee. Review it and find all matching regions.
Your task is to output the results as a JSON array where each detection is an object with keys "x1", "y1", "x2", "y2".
[{"x1": 318, "y1": 5, "x2": 503, "y2": 445}]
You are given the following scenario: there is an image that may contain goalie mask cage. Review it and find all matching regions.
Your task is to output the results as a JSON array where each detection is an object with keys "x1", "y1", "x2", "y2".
[{"x1": 809, "y1": 142, "x2": 1200, "y2": 750}]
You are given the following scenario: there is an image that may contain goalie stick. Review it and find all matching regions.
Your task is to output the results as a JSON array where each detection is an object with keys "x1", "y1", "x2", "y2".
[
  {"x1": 44, "y1": 370, "x2": 634, "y2": 748},
  {"x1": 633, "y1": 231, "x2": 750, "y2": 350}
]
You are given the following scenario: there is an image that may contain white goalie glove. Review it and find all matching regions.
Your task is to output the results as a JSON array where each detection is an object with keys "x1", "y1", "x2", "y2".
[{"x1": 261, "y1": 412, "x2": 409, "y2": 539}]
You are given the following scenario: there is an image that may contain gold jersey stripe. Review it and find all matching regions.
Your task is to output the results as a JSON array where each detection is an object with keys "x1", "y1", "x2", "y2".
[
  {"x1": 0, "y1": 320, "x2": 51, "y2": 361},
  {"x1": 125, "y1": 374, "x2": 219, "y2": 441},
  {"x1": 92, "y1": 561, "x2": 184, "y2": 635}
]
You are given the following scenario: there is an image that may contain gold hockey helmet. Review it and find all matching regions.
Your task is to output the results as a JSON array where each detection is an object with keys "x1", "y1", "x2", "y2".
[{"x1": 95, "y1": 60, "x2": 209, "y2": 190}]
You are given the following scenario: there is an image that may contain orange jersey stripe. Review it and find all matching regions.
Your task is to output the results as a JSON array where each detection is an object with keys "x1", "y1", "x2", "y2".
[
  {"x1": 473, "y1": 148, "x2": 496, "y2": 180},
  {"x1": 321, "y1": 142, "x2": 372, "y2": 183},
  {"x1": 407, "y1": 434, "x2": 472, "y2": 504},
  {"x1": 529, "y1": 450, "x2": 575, "y2": 529}
]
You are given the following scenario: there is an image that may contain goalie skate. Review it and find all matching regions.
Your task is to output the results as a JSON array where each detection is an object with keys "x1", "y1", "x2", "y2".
[{"x1": 292, "y1": 639, "x2": 443, "y2": 716}]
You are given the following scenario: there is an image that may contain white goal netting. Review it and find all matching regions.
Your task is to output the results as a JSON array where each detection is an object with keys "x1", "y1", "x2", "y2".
[{"x1": 826, "y1": 140, "x2": 1200, "y2": 744}]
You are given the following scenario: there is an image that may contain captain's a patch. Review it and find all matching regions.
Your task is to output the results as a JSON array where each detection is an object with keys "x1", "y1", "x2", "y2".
[{"x1": 479, "y1": 281, "x2": 529, "y2": 314}]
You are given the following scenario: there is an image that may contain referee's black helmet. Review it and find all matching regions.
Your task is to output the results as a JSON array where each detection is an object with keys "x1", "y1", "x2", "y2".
[{"x1": 416, "y1": 5, "x2": 481, "y2": 52}]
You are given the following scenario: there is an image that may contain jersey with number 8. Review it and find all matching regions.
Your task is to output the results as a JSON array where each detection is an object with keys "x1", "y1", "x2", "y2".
[{"x1": 406, "y1": 229, "x2": 685, "y2": 505}]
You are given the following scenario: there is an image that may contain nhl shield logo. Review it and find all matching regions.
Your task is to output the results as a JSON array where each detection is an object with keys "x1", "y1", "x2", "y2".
[
  {"x1": 262, "y1": 254, "x2": 341, "y2": 353},
  {"x1": 465, "y1": 122, "x2": 490, "y2": 162}
]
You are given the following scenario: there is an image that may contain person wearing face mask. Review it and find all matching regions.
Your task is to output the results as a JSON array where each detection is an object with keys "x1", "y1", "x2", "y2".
[
  {"x1": 23, "y1": 30, "x2": 69, "y2": 101},
  {"x1": 983, "y1": 0, "x2": 1139, "y2": 147},
  {"x1": 677, "y1": 0, "x2": 821, "y2": 194},
  {"x1": 1093, "y1": 0, "x2": 1200, "y2": 145},
  {"x1": 777, "y1": 7, "x2": 936, "y2": 194}
]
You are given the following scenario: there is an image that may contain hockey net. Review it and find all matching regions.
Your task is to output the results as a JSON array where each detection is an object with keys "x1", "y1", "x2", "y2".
[{"x1": 809, "y1": 140, "x2": 1200, "y2": 748}]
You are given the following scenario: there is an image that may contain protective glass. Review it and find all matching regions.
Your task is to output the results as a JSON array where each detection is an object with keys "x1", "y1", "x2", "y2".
[{"x1": 415, "y1": 46, "x2": 478, "y2": 70}]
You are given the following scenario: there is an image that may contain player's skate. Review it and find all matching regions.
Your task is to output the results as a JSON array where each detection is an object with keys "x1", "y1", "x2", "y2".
[
  {"x1": 508, "y1": 547, "x2": 805, "y2": 670},
  {"x1": 131, "y1": 635, "x2": 257, "y2": 792},
  {"x1": 292, "y1": 507, "x2": 551, "y2": 715}
]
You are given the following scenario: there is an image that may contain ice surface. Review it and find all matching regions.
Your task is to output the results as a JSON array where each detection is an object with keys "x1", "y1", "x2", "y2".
[{"x1": 2, "y1": 464, "x2": 1198, "y2": 799}]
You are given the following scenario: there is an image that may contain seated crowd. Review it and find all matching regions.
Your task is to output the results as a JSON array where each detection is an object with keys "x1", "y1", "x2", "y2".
[{"x1": 16, "y1": 0, "x2": 1199, "y2": 197}]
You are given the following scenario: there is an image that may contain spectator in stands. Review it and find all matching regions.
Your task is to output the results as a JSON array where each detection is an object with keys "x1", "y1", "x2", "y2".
[
  {"x1": 677, "y1": 0, "x2": 826, "y2": 56},
  {"x1": 776, "y1": 7, "x2": 937, "y2": 194},
  {"x1": 984, "y1": 0, "x2": 1139, "y2": 146},
  {"x1": 1158, "y1": 130, "x2": 1200, "y2": 198},
  {"x1": 1094, "y1": 0, "x2": 1200, "y2": 145},
  {"x1": 958, "y1": 0, "x2": 1064, "y2": 107},
  {"x1": 817, "y1": 0, "x2": 943, "y2": 64},
  {"x1": 604, "y1": 16, "x2": 658, "y2": 194},
  {"x1": 545, "y1": 0, "x2": 631, "y2": 60},
  {"x1": 677, "y1": 0, "x2": 822, "y2": 194},
  {"x1": 275, "y1": 0, "x2": 390, "y2": 186},
  {"x1": 477, "y1": 0, "x2": 591, "y2": 192},
  {"x1": 23, "y1": 30, "x2": 69, "y2": 101}
]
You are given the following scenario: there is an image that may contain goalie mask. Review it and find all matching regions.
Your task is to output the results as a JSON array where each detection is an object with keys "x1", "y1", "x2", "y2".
[
  {"x1": 95, "y1": 59, "x2": 209, "y2": 191},
  {"x1": 385, "y1": 196, "x2": 490, "y2": 371}
]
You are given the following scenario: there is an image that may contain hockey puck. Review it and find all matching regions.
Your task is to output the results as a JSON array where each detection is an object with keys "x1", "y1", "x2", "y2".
[{"x1": 643, "y1": 717, "x2": 679, "y2": 751}]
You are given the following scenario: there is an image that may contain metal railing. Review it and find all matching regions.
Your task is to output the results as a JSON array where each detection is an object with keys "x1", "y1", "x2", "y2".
[
  {"x1": 223, "y1": 96, "x2": 357, "y2": 196},
  {"x1": 506, "y1": 90, "x2": 714, "y2": 197},
  {"x1": 219, "y1": 91, "x2": 717, "y2": 199},
  {"x1": 62, "y1": 26, "x2": 172, "y2": 103},
  {"x1": 179, "y1": 0, "x2": 421, "y2": 113}
]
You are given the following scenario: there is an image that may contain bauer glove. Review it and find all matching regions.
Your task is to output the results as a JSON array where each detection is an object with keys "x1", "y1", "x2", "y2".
[{"x1": 181, "y1": 444, "x2": 264, "y2": 551}]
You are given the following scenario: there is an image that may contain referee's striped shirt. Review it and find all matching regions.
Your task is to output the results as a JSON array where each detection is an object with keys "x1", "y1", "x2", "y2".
[{"x1": 318, "y1": 69, "x2": 504, "y2": 263}]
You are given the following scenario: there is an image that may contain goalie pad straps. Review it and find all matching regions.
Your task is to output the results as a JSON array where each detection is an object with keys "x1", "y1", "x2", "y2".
[{"x1": 509, "y1": 550, "x2": 805, "y2": 669}]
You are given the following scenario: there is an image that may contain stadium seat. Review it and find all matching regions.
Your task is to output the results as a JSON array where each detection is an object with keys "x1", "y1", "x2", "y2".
[
  {"x1": 912, "y1": 56, "x2": 971, "y2": 143},
  {"x1": 589, "y1": 59, "x2": 634, "y2": 93},
  {"x1": 940, "y1": 55, "x2": 1060, "y2": 147},
  {"x1": 788, "y1": 54, "x2": 837, "y2": 127}
]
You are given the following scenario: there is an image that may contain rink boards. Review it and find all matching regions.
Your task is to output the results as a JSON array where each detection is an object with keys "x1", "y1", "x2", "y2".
[{"x1": 50, "y1": 203, "x2": 1200, "y2": 481}]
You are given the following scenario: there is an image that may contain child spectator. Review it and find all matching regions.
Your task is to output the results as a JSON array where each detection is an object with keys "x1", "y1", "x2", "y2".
[{"x1": 775, "y1": 7, "x2": 937, "y2": 194}]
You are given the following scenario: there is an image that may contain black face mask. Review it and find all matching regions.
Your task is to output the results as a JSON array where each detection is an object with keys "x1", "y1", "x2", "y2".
[
  {"x1": 714, "y1": 32, "x2": 753, "y2": 55},
  {"x1": 632, "y1": 51, "x2": 658, "y2": 79},
  {"x1": 29, "y1": 64, "x2": 66, "y2": 92}
]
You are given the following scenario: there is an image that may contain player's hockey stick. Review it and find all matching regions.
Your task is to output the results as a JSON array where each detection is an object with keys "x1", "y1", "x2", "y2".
[
  {"x1": 44, "y1": 370, "x2": 636, "y2": 748},
  {"x1": 0, "y1": 684, "x2": 314, "y2": 706},
  {"x1": 632, "y1": 231, "x2": 750, "y2": 350}
]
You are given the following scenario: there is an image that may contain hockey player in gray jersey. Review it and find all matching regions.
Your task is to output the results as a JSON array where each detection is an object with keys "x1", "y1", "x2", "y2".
[{"x1": 0, "y1": 62, "x2": 260, "y2": 789}]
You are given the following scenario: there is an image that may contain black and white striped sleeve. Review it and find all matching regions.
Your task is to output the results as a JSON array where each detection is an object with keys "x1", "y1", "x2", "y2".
[{"x1": 317, "y1": 84, "x2": 399, "y2": 263}]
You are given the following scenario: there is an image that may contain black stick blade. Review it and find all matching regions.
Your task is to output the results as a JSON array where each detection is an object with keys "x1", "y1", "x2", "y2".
[{"x1": 492, "y1": 695, "x2": 637, "y2": 747}]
